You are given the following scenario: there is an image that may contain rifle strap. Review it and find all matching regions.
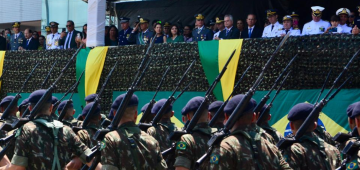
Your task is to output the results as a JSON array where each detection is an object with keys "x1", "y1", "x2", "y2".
[
  {"x1": 33, "y1": 119, "x2": 63, "y2": 170},
  {"x1": 122, "y1": 128, "x2": 142, "y2": 170},
  {"x1": 299, "y1": 135, "x2": 331, "y2": 170}
]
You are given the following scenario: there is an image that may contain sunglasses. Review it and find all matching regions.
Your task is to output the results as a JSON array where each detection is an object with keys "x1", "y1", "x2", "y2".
[{"x1": 66, "y1": 25, "x2": 73, "y2": 27}]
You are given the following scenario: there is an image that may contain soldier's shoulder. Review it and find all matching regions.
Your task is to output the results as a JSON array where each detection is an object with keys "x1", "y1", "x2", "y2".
[
  {"x1": 180, "y1": 133, "x2": 195, "y2": 144},
  {"x1": 324, "y1": 141, "x2": 340, "y2": 153},
  {"x1": 105, "y1": 130, "x2": 121, "y2": 141},
  {"x1": 140, "y1": 131, "x2": 160, "y2": 146},
  {"x1": 77, "y1": 128, "x2": 90, "y2": 136},
  {"x1": 221, "y1": 135, "x2": 241, "y2": 149}
]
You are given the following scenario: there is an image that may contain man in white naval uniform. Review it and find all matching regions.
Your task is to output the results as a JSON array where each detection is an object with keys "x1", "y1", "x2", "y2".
[
  {"x1": 262, "y1": 9, "x2": 283, "y2": 38},
  {"x1": 302, "y1": 6, "x2": 331, "y2": 35},
  {"x1": 46, "y1": 22, "x2": 61, "y2": 50},
  {"x1": 336, "y1": 8, "x2": 352, "y2": 34},
  {"x1": 277, "y1": 15, "x2": 301, "y2": 37}
]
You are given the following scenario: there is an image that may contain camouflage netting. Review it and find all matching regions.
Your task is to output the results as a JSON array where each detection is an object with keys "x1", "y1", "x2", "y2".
[{"x1": 1, "y1": 34, "x2": 360, "y2": 113}]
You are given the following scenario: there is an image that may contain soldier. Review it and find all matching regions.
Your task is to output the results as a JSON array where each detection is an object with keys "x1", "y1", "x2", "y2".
[
  {"x1": 85, "y1": 94, "x2": 97, "y2": 104},
  {"x1": 50, "y1": 96, "x2": 59, "y2": 120},
  {"x1": 208, "y1": 101, "x2": 224, "y2": 130},
  {"x1": 147, "y1": 99, "x2": 177, "y2": 151},
  {"x1": 46, "y1": 21, "x2": 61, "y2": 50},
  {"x1": 313, "y1": 118, "x2": 336, "y2": 146},
  {"x1": 208, "y1": 94, "x2": 291, "y2": 169},
  {"x1": 192, "y1": 14, "x2": 214, "y2": 42},
  {"x1": 282, "y1": 103, "x2": 341, "y2": 169},
  {"x1": 18, "y1": 98, "x2": 29, "y2": 117},
  {"x1": 338, "y1": 102, "x2": 359, "y2": 151},
  {"x1": 257, "y1": 104, "x2": 283, "y2": 143},
  {"x1": 252, "y1": 101, "x2": 276, "y2": 145},
  {"x1": 9, "y1": 22, "x2": 25, "y2": 51},
  {"x1": 174, "y1": 96, "x2": 213, "y2": 170},
  {"x1": 336, "y1": 8, "x2": 352, "y2": 34},
  {"x1": 0, "y1": 96, "x2": 19, "y2": 124},
  {"x1": 57, "y1": 100, "x2": 78, "y2": 127},
  {"x1": 302, "y1": 6, "x2": 331, "y2": 35},
  {"x1": 8, "y1": 89, "x2": 92, "y2": 169},
  {"x1": 99, "y1": 93, "x2": 167, "y2": 169},
  {"x1": 277, "y1": 15, "x2": 301, "y2": 36},
  {"x1": 129, "y1": 18, "x2": 154, "y2": 45},
  {"x1": 213, "y1": 17, "x2": 224, "y2": 39},
  {"x1": 139, "y1": 102, "x2": 152, "y2": 123},
  {"x1": 77, "y1": 102, "x2": 102, "y2": 148},
  {"x1": 262, "y1": 9, "x2": 283, "y2": 38},
  {"x1": 118, "y1": 17, "x2": 134, "y2": 46}
]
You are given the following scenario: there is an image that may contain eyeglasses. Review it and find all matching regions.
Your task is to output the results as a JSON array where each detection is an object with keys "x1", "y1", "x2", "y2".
[{"x1": 66, "y1": 25, "x2": 73, "y2": 27}]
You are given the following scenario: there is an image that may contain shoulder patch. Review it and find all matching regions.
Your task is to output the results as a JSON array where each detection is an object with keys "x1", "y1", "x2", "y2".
[
  {"x1": 176, "y1": 141, "x2": 187, "y2": 150},
  {"x1": 210, "y1": 153, "x2": 220, "y2": 164},
  {"x1": 347, "y1": 161, "x2": 358, "y2": 170},
  {"x1": 100, "y1": 140, "x2": 106, "y2": 151}
]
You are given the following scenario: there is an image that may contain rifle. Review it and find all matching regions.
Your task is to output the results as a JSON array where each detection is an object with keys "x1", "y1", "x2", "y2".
[
  {"x1": 139, "y1": 66, "x2": 170, "y2": 124},
  {"x1": 209, "y1": 64, "x2": 252, "y2": 127},
  {"x1": 257, "y1": 71, "x2": 291, "y2": 126},
  {"x1": 57, "y1": 70, "x2": 85, "y2": 123},
  {"x1": 138, "y1": 60, "x2": 195, "y2": 132},
  {"x1": 277, "y1": 49, "x2": 360, "y2": 150},
  {"x1": 162, "y1": 49, "x2": 237, "y2": 160},
  {"x1": 0, "y1": 66, "x2": 8, "y2": 82},
  {"x1": 252, "y1": 54, "x2": 297, "y2": 114},
  {"x1": 336, "y1": 140, "x2": 360, "y2": 170},
  {"x1": 47, "y1": 82, "x2": 77, "y2": 118},
  {"x1": 195, "y1": 33, "x2": 291, "y2": 168},
  {"x1": 333, "y1": 127, "x2": 358, "y2": 144},
  {"x1": 315, "y1": 68, "x2": 332, "y2": 105},
  {"x1": 40, "y1": 60, "x2": 58, "y2": 89}
]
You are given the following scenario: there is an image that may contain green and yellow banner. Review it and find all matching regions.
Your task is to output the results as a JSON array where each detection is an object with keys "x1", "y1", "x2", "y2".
[{"x1": 0, "y1": 51, "x2": 5, "y2": 92}]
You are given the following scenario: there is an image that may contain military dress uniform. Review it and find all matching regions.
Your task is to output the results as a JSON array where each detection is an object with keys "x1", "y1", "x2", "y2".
[
  {"x1": 9, "y1": 22, "x2": 24, "y2": 51},
  {"x1": 262, "y1": 21, "x2": 283, "y2": 38},
  {"x1": 46, "y1": 33, "x2": 61, "y2": 49},
  {"x1": 128, "y1": 18, "x2": 154, "y2": 45},
  {"x1": 118, "y1": 17, "x2": 135, "y2": 46},
  {"x1": 192, "y1": 14, "x2": 214, "y2": 42},
  {"x1": 302, "y1": 6, "x2": 330, "y2": 35},
  {"x1": 336, "y1": 8, "x2": 353, "y2": 34}
]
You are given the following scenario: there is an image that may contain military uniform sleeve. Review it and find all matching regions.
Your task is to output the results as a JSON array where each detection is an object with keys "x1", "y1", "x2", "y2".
[
  {"x1": 66, "y1": 126, "x2": 91, "y2": 163},
  {"x1": 147, "y1": 127, "x2": 156, "y2": 137},
  {"x1": 154, "y1": 139, "x2": 168, "y2": 170},
  {"x1": 274, "y1": 147, "x2": 292, "y2": 170},
  {"x1": 11, "y1": 126, "x2": 31, "y2": 167},
  {"x1": 282, "y1": 144, "x2": 305, "y2": 170},
  {"x1": 100, "y1": 133, "x2": 119, "y2": 169},
  {"x1": 208, "y1": 144, "x2": 233, "y2": 170},
  {"x1": 77, "y1": 129, "x2": 91, "y2": 147},
  {"x1": 174, "y1": 135, "x2": 194, "y2": 169}
]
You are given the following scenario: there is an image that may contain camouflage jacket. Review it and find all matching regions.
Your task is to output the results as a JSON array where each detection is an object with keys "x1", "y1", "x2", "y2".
[
  {"x1": 63, "y1": 116, "x2": 79, "y2": 127},
  {"x1": 174, "y1": 122, "x2": 213, "y2": 169},
  {"x1": 50, "y1": 112, "x2": 59, "y2": 120},
  {"x1": 341, "y1": 146, "x2": 360, "y2": 170},
  {"x1": 0, "y1": 115, "x2": 19, "y2": 160},
  {"x1": 282, "y1": 132, "x2": 341, "y2": 170},
  {"x1": 314, "y1": 125, "x2": 336, "y2": 146},
  {"x1": 252, "y1": 123, "x2": 276, "y2": 145},
  {"x1": 100, "y1": 121, "x2": 167, "y2": 170},
  {"x1": 212, "y1": 122, "x2": 224, "y2": 132},
  {"x1": 77, "y1": 123, "x2": 101, "y2": 148},
  {"x1": 208, "y1": 124, "x2": 292, "y2": 170},
  {"x1": 261, "y1": 123, "x2": 283, "y2": 143},
  {"x1": 147, "y1": 119, "x2": 177, "y2": 151},
  {"x1": 11, "y1": 115, "x2": 91, "y2": 169}
]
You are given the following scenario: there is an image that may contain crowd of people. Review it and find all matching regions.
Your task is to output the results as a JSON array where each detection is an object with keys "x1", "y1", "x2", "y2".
[{"x1": 0, "y1": 6, "x2": 360, "y2": 51}]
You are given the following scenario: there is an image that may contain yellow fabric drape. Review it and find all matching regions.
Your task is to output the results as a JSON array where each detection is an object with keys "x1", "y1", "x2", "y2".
[
  {"x1": 85, "y1": 47, "x2": 108, "y2": 96},
  {"x1": 0, "y1": 51, "x2": 6, "y2": 92}
]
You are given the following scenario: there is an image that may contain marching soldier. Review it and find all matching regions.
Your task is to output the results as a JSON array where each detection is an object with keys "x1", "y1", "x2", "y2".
[
  {"x1": 118, "y1": 17, "x2": 134, "y2": 46},
  {"x1": 147, "y1": 99, "x2": 178, "y2": 151},
  {"x1": 208, "y1": 94, "x2": 291, "y2": 169},
  {"x1": 313, "y1": 119, "x2": 336, "y2": 146},
  {"x1": 51, "y1": 96, "x2": 59, "y2": 119},
  {"x1": 258, "y1": 104, "x2": 283, "y2": 143},
  {"x1": 139, "y1": 102, "x2": 151, "y2": 123},
  {"x1": 46, "y1": 21, "x2": 61, "y2": 50},
  {"x1": 129, "y1": 18, "x2": 154, "y2": 45},
  {"x1": 252, "y1": 101, "x2": 276, "y2": 145},
  {"x1": 77, "y1": 102, "x2": 102, "y2": 148},
  {"x1": 18, "y1": 98, "x2": 29, "y2": 117},
  {"x1": 337, "y1": 102, "x2": 359, "y2": 151},
  {"x1": 208, "y1": 101, "x2": 224, "y2": 130},
  {"x1": 174, "y1": 96, "x2": 213, "y2": 170},
  {"x1": 302, "y1": 6, "x2": 331, "y2": 35},
  {"x1": 57, "y1": 100, "x2": 79, "y2": 127},
  {"x1": 0, "y1": 96, "x2": 19, "y2": 124},
  {"x1": 282, "y1": 103, "x2": 341, "y2": 169},
  {"x1": 9, "y1": 22, "x2": 25, "y2": 51},
  {"x1": 99, "y1": 93, "x2": 167, "y2": 169},
  {"x1": 262, "y1": 9, "x2": 283, "y2": 38},
  {"x1": 192, "y1": 14, "x2": 213, "y2": 42},
  {"x1": 85, "y1": 93, "x2": 97, "y2": 104}
]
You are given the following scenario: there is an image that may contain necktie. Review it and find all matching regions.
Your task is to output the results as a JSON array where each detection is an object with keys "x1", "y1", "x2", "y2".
[
  {"x1": 226, "y1": 29, "x2": 230, "y2": 36},
  {"x1": 271, "y1": 25, "x2": 274, "y2": 31},
  {"x1": 52, "y1": 34, "x2": 55, "y2": 39},
  {"x1": 65, "y1": 32, "x2": 72, "y2": 49},
  {"x1": 15, "y1": 35, "x2": 17, "y2": 39},
  {"x1": 285, "y1": 30, "x2": 289, "y2": 34},
  {"x1": 26, "y1": 39, "x2": 30, "y2": 47},
  {"x1": 249, "y1": 28, "x2": 252, "y2": 38}
]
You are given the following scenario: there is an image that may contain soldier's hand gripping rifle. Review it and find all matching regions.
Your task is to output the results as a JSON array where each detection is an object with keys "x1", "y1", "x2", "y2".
[
  {"x1": 257, "y1": 71, "x2": 291, "y2": 126},
  {"x1": 57, "y1": 70, "x2": 85, "y2": 123},
  {"x1": 139, "y1": 66, "x2": 170, "y2": 124},
  {"x1": 277, "y1": 49, "x2": 360, "y2": 150},
  {"x1": 0, "y1": 63, "x2": 39, "y2": 131},
  {"x1": 138, "y1": 60, "x2": 195, "y2": 132},
  {"x1": 40, "y1": 60, "x2": 58, "y2": 89},
  {"x1": 162, "y1": 49, "x2": 236, "y2": 159},
  {"x1": 208, "y1": 64, "x2": 252, "y2": 127},
  {"x1": 195, "y1": 33, "x2": 291, "y2": 168}
]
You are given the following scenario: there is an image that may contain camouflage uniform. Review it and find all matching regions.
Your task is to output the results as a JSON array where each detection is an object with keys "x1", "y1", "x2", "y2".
[
  {"x1": 11, "y1": 115, "x2": 91, "y2": 169},
  {"x1": 147, "y1": 119, "x2": 177, "y2": 151},
  {"x1": 314, "y1": 125, "x2": 336, "y2": 146},
  {"x1": 50, "y1": 112, "x2": 59, "y2": 120},
  {"x1": 100, "y1": 121, "x2": 167, "y2": 169},
  {"x1": 282, "y1": 132, "x2": 341, "y2": 170},
  {"x1": 261, "y1": 123, "x2": 283, "y2": 143},
  {"x1": 0, "y1": 115, "x2": 19, "y2": 159},
  {"x1": 212, "y1": 122, "x2": 224, "y2": 131},
  {"x1": 77, "y1": 123, "x2": 101, "y2": 148},
  {"x1": 208, "y1": 124, "x2": 291, "y2": 170},
  {"x1": 252, "y1": 123, "x2": 276, "y2": 145},
  {"x1": 174, "y1": 122, "x2": 212, "y2": 169},
  {"x1": 63, "y1": 116, "x2": 79, "y2": 127}
]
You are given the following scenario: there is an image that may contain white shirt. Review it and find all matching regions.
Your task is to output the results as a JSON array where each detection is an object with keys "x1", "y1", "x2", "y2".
[
  {"x1": 262, "y1": 21, "x2": 283, "y2": 38},
  {"x1": 302, "y1": 19, "x2": 331, "y2": 35},
  {"x1": 64, "y1": 31, "x2": 73, "y2": 49},
  {"x1": 213, "y1": 30, "x2": 222, "y2": 39},
  {"x1": 14, "y1": 33, "x2": 20, "y2": 39},
  {"x1": 339, "y1": 24, "x2": 352, "y2": 34},
  {"x1": 276, "y1": 27, "x2": 301, "y2": 37},
  {"x1": 46, "y1": 33, "x2": 61, "y2": 49}
]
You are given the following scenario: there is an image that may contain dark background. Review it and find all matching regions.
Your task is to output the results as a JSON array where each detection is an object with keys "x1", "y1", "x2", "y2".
[{"x1": 116, "y1": 0, "x2": 360, "y2": 30}]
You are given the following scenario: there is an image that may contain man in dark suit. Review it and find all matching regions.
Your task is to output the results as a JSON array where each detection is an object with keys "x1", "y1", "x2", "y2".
[
  {"x1": 19, "y1": 29, "x2": 39, "y2": 50},
  {"x1": 118, "y1": 17, "x2": 134, "y2": 46},
  {"x1": 192, "y1": 14, "x2": 213, "y2": 41},
  {"x1": 218, "y1": 14, "x2": 240, "y2": 39},
  {"x1": 241, "y1": 14, "x2": 263, "y2": 38},
  {"x1": 59, "y1": 20, "x2": 82, "y2": 49},
  {"x1": 128, "y1": 18, "x2": 154, "y2": 45},
  {"x1": 0, "y1": 36, "x2": 6, "y2": 50}
]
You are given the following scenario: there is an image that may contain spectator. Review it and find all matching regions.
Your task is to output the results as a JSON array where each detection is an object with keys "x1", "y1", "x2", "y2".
[
  {"x1": 336, "y1": 8, "x2": 352, "y2": 34},
  {"x1": 192, "y1": 14, "x2": 213, "y2": 41},
  {"x1": 19, "y1": 28, "x2": 39, "y2": 50},
  {"x1": 208, "y1": 19, "x2": 217, "y2": 34},
  {"x1": 105, "y1": 25, "x2": 119, "y2": 46},
  {"x1": 46, "y1": 21, "x2": 61, "y2": 50},
  {"x1": 219, "y1": 14, "x2": 240, "y2": 39},
  {"x1": 59, "y1": 20, "x2": 82, "y2": 49},
  {"x1": 0, "y1": 35, "x2": 5, "y2": 50},
  {"x1": 129, "y1": 18, "x2": 154, "y2": 44},
  {"x1": 38, "y1": 35, "x2": 46, "y2": 50},
  {"x1": 291, "y1": 12, "x2": 301, "y2": 30},
  {"x1": 152, "y1": 19, "x2": 160, "y2": 30},
  {"x1": 167, "y1": 24, "x2": 184, "y2": 43},
  {"x1": 80, "y1": 24, "x2": 87, "y2": 48},
  {"x1": 241, "y1": 14, "x2": 262, "y2": 38},
  {"x1": 349, "y1": 11, "x2": 355, "y2": 27},
  {"x1": 151, "y1": 22, "x2": 166, "y2": 43},
  {"x1": 262, "y1": 9, "x2": 283, "y2": 38},
  {"x1": 277, "y1": 15, "x2": 301, "y2": 36},
  {"x1": 324, "y1": 15, "x2": 343, "y2": 34},
  {"x1": 302, "y1": 6, "x2": 330, "y2": 35},
  {"x1": 236, "y1": 19, "x2": 244, "y2": 38},
  {"x1": 213, "y1": 17, "x2": 225, "y2": 39},
  {"x1": 4, "y1": 29, "x2": 11, "y2": 50},
  {"x1": 163, "y1": 22, "x2": 171, "y2": 38},
  {"x1": 119, "y1": 17, "x2": 134, "y2": 46},
  {"x1": 355, "y1": 6, "x2": 360, "y2": 28},
  {"x1": 32, "y1": 31, "x2": 39, "y2": 40},
  {"x1": 183, "y1": 25, "x2": 193, "y2": 42},
  {"x1": 45, "y1": 26, "x2": 51, "y2": 35},
  {"x1": 9, "y1": 22, "x2": 25, "y2": 51},
  {"x1": 105, "y1": 26, "x2": 110, "y2": 37}
]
